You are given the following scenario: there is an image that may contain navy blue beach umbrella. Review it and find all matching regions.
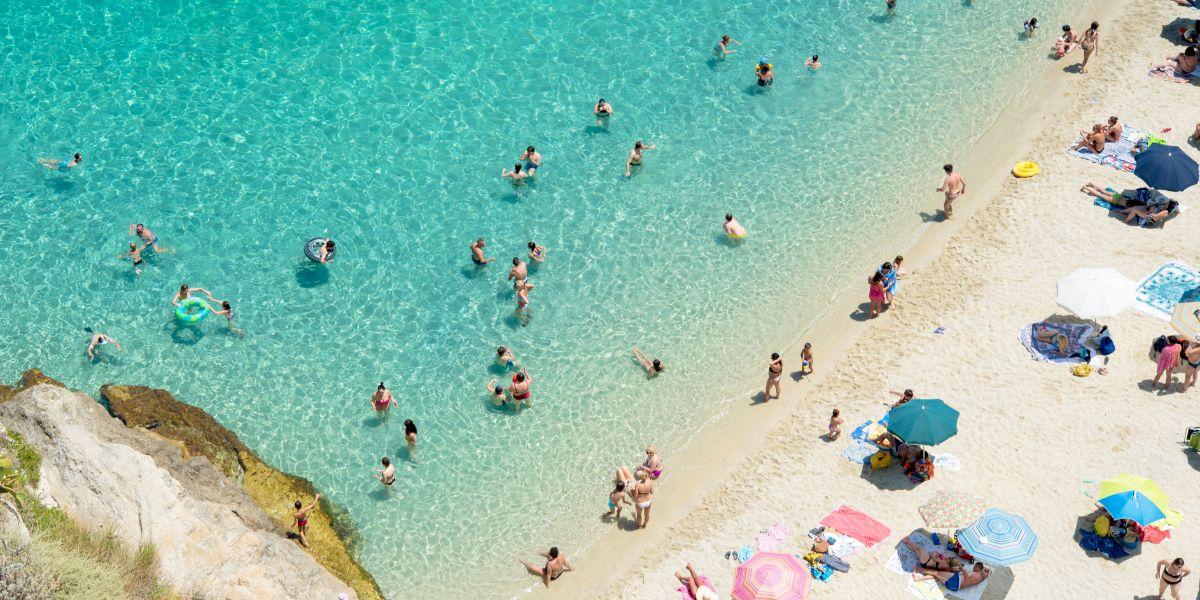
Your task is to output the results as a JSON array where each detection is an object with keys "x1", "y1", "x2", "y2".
[{"x1": 1134, "y1": 144, "x2": 1199, "y2": 192}]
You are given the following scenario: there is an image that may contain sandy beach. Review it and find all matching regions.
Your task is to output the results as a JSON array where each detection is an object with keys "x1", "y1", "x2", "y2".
[{"x1": 539, "y1": 0, "x2": 1200, "y2": 598}]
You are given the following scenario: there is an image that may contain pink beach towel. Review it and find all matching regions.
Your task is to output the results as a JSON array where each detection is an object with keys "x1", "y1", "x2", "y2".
[
  {"x1": 1157, "y1": 344, "x2": 1181, "y2": 374},
  {"x1": 820, "y1": 506, "x2": 891, "y2": 548},
  {"x1": 1142, "y1": 526, "x2": 1171, "y2": 544},
  {"x1": 676, "y1": 575, "x2": 714, "y2": 600},
  {"x1": 756, "y1": 523, "x2": 790, "y2": 552}
]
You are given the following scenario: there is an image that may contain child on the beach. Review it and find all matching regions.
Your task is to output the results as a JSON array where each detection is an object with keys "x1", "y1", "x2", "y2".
[
  {"x1": 827, "y1": 409, "x2": 843, "y2": 441},
  {"x1": 801, "y1": 343, "x2": 814, "y2": 374},
  {"x1": 602, "y1": 481, "x2": 628, "y2": 521}
]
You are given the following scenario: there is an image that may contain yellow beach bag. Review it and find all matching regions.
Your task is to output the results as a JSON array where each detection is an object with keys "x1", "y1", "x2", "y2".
[
  {"x1": 870, "y1": 451, "x2": 892, "y2": 470},
  {"x1": 1012, "y1": 161, "x2": 1040, "y2": 178}
]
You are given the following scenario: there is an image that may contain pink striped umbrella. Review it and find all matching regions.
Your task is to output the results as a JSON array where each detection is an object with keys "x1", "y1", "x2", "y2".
[{"x1": 732, "y1": 552, "x2": 812, "y2": 600}]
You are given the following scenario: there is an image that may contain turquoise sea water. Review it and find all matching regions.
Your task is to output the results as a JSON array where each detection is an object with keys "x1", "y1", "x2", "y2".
[{"x1": 0, "y1": 0, "x2": 1082, "y2": 596}]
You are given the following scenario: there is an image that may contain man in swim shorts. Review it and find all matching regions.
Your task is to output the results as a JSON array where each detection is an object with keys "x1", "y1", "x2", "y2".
[
  {"x1": 936, "y1": 164, "x2": 966, "y2": 220},
  {"x1": 374, "y1": 457, "x2": 395, "y2": 490},
  {"x1": 470, "y1": 238, "x2": 494, "y2": 266},
  {"x1": 85, "y1": 331, "x2": 122, "y2": 361},
  {"x1": 594, "y1": 98, "x2": 613, "y2": 126},
  {"x1": 520, "y1": 547, "x2": 572, "y2": 589},
  {"x1": 292, "y1": 493, "x2": 321, "y2": 548},
  {"x1": 519, "y1": 146, "x2": 542, "y2": 175},
  {"x1": 625, "y1": 140, "x2": 655, "y2": 177},
  {"x1": 508, "y1": 257, "x2": 529, "y2": 289},
  {"x1": 131, "y1": 223, "x2": 161, "y2": 252}
]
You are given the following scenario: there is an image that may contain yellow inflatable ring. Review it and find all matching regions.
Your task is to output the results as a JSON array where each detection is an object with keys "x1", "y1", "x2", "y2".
[{"x1": 1012, "y1": 161, "x2": 1040, "y2": 178}]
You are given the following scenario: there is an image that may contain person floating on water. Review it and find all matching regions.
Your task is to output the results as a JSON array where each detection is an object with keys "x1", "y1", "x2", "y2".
[
  {"x1": 314, "y1": 239, "x2": 335, "y2": 263},
  {"x1": 625, "y1": 140, "x2": 655, "y2": 177},
  {"x1": 806, "y1": 54, "x2": 821, "y2": 69},
  {"x1": 936, "y1": 163, "x2": 965, "y2": 220},
  {"x1": 519, "y1": 146, "x2": 542, "y2": 176},
  {"x1": 292, "y1": 493, "x2": 321, "y2": 548},
  {"x1": 171, "y1": 283, "x2": 212, "y2": 306},
  {"x1": 127, "y1": 241, "x2": 149, "y2": 275},
  {"x1": 371, "y1": 382, "x2": 393, "y2": 417},
  {"x1": 502, "y1": 163, "x2": 528, "y2": 185},
  {"x1": 886, "y1": 0, "x2": 897, "y2": 12},
  {"x1": 594, "y1": 98, "x2": 612, "y2": 126},
  {"x1": 713, "y1": 34, "x2": 741, "y2": 58},
  {"x1": 527, "y1": 241, "x2": 547, "y2": 263},
  {"x1": 85, "y1": 330, "x2": 122, "y2": 361},
  {"x1": 632, "y1": 347, "x2": 664, "y2": 377},
  {"x1": 37, "y1": 152, "x2": 82, "y2": 172},
  {"x1": 755, "y1": 58, "x2": 774, "y2": 88},
  {"x1": 723, "y1": 213, "x2": 747, "y2": 239},
  {"x1": 471, "y1": 238, "x2": 494, "y2": 266}
]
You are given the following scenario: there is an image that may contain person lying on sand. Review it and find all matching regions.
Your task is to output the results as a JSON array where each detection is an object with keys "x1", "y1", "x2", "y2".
[
  {"x1": 1120, "y1": 201, "x2": 1178, "y2": 226},
  {"x1": 1072, "y1": 124, "x2": 1106, "y2": 153},
  {"x1": 902, "y1": 538, "x2": 961, "y2": 573},
  {"x1": 676, "y1": 563, "x2": 719, "y2": 600},
  {"x1": 914, "y1": 564, "x2": 990, "y2": 592},
  {"x1": 1035, "y1": 324, "x2": 1071, "y2": 355},
  {"x1": 1153, "y1": 46, "x2": 1198, "y2": 77}
]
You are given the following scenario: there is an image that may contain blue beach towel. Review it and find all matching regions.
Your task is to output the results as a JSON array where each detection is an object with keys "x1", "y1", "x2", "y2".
[
  {"x1": 1019, "y1": 321, "x2": 1095, "y2": 364},
  {"x1": 1066, "y1": 125, "x2": 1144, "y2": 172},
  {"x1": 844, "y1": 414, "x2": 890, "y2": 464},
  {"x1": 1135, "y1": 261, "x2": 1200, "y2": 320}
]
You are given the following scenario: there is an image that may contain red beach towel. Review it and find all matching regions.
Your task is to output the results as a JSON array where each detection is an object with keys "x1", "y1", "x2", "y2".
[
  {"x1": 820, "y1": 506, "x2": 891, "y2": 548},
  {"x1": 1142, "y1": 526, "x2": 1171, "y2": 544}
]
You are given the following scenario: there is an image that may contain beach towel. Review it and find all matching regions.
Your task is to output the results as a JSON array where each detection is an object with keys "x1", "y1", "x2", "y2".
[
  {"x1": 890, "y1": 533, "x2": 990, "y2": 600},
  {"x1": 1149, "y1": 65, "x2": 1196, "y2": 83},
  {"x1": 1142, "y1": 525, "x2": 1171, "y2": 544},
  {"x1": 756, "y1": 523, "x2": 790, "y2": 552},
  {"x1": 676, "y1": 575, "x2": 715, "y2": 600},
  {"x1": 1135, "y1": 261, "x2": 1200, "y2": 320},
  {"x1": 820, "y1": 506, "x2": 891, "y2": 548},
  {"x1": 829, "y1": 535, "x2": 866, "y2": 560},
  {"x1": 1019, "y1": 321, "x2": 1095, "y2": 364},
  {"x1": 844, "y1": 440, "x2": 879, "y2": 464},
  {"x1": 1065, "y1": 125, "x2": 1144, "y2": 172},
  {"x1": 931, "y1": 453, "x2": 962, "y2": 472}
]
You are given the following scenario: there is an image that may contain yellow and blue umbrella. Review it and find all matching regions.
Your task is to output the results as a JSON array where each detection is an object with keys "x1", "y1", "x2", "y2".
[
  {"x1": 886, "y1": 399, "x2": 959, "y2": 446},
  {"x1": 957, "y1": 508, "x2": 1039, "y2": 566},
  {"x1": 1171, "y1": 286, "x2": 1200, "y2": 343},
  {"x1": 1099, "y1": 474, "x2": 1171, "y2": 526}
]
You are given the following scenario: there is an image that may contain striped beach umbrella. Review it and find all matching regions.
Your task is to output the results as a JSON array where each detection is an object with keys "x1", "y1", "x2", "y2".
[
  {"x1": 920, "y1": 492, "x2": 987, "y2": 529},
  {"x1": 957, "y1": 508, "x2": 1039, "y2": 566},
  {"x1": 732, "y1": 552, "x2": 812, "y2": 600},
  {"x1": 1171, "y1": 286, "x2": 1200, "y2": 343},
  {"x1": 1099, "y1": 474, "x2": 1171, "y2": 526}
]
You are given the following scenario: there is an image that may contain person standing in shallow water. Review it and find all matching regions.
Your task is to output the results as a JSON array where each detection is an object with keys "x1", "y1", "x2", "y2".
[
  {"x1": 371, "y1": 382, "x2": 393, "y2": 418},
  {"x1": 470, "y1": 238, "x2": 494, "y2": 266},
  {"x1": 625, "y1": 140, "x2": 655, "y2": 177},
  {"x1": 374, "y1": 457, "x2": 395, "y2": 490},
  {"x1": 764, "y1": 352, "x2": 783, "y2": 400},
  {"x1": 1079, "y1": 21, "x2": 1100, "y2": 74},
  {"x1": 594, "y1": 98, "x2": 613, "y2": 127},
  {"x1": 292, "y1": 493, "x2": 321, "y2": 548},
  {"x1": 404, "y1": 419, "x2": 418, "y2": 452},
  {"x1": 937, "y1": 163, "x2": 965, "y2": 220}
]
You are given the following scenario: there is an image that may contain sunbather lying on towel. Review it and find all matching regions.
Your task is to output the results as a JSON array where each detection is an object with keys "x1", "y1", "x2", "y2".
[
  {"x1": 1072, "y1": 124, "x2": 1106, "y2": 153},
  {"x1": 902, "y1": 538, "x2": 961, "y2": 573},
  {"x1": 913, "y1": 564, "x2": 990, "y2": 592},
  {"x1": 1035, "y1": 325, "x2": 1071, "y2": 355},
  {"x1": 675, "y1": 563, "x2": 718, "y2": 600},
  {"x1": 1081, "y1": 182, "x2": 1134, "y2": 206},
  {"x1": 1120, "y1": 200, "x2": 1178, "y2": 226}
]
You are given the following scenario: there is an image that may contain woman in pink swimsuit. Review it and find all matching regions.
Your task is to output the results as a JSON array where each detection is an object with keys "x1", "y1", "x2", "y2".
[
  {"x1": 371, "y1": 382, "x2": 393, "y2": 416},
  {"x1": 868, "y1": 272, "x2": 887, "y2": 318}
]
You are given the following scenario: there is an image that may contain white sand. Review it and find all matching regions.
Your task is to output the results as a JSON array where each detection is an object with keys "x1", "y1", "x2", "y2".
[{"x1": 538, "y1": 0, "x2": 1200, "y2": 598}]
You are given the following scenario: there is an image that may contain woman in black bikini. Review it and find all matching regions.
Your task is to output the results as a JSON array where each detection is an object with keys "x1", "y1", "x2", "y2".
[
  {"x1": 1156, "y1": 557, "x2": 1190, "y2": 600},
  {"x1": 764, "y1": 353, "x2": 783, "y2": 401},
  {"x1": 1181, "y1": 342, "x2": 1200, "y2": 392},
  {"x1": 902, "y1": 538, "x2": 959, "y2": 572}
]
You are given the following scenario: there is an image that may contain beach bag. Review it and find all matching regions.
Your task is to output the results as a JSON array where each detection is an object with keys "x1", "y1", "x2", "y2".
[
  {"x1": 1098, "y1": 336, "x2": 1115, "y2": 356},
  {"x1": 1187, "y1": 426, "x2": 1200, "y2": 451},
  {"x1": 870, "y1": 451, "x2": 892, "y2": 470},
  {"x1": 1093, "y1": 516, "x2": 1111, "y2": 537},
  {"x1": 1072, "y1": 364, "x2": 1093, "y2": 377}
]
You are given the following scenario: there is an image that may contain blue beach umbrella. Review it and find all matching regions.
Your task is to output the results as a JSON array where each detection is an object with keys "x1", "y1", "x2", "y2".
[
  {"x1": 1134, "y1": 144, "x2": 1199, "y2": 192},
  {"x1": 886, "y1": 399, "x2": 959, "y2": 446},
  {"x1": 957, "y1": 508, "x2": 1039, "y2": 566}
]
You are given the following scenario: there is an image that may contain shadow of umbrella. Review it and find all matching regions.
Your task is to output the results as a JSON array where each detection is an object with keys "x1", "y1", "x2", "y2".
[{"x1": 1160, "y1": 17, "x2": 1194, "y2": 44}]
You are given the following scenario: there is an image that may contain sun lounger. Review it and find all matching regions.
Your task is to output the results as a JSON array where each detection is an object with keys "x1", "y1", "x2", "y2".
[{"x1": 1065, "y1": 125, "x2": 1144, "y2": 172}]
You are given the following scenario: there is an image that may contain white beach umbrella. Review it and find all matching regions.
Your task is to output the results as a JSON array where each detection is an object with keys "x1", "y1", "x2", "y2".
[{"x1": 1056, "y1": 268, "x2": 1137, "y2": 318}]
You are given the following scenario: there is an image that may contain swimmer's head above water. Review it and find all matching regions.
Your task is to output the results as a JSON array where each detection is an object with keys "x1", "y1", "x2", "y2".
[{"x1": 651, "y1": 358, "x2": 662, "y2": 372}]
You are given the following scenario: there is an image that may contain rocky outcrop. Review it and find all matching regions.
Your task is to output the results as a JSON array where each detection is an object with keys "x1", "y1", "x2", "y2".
[
  {"x1": 0, "y1": 384, "x2": 357, "y2": 600},
  {"x1": 101, "y1": 384, "x2": 382, "y2": 600},
  {"x1": 0, "y1": 369, "x2": 64, "y2": 404}
]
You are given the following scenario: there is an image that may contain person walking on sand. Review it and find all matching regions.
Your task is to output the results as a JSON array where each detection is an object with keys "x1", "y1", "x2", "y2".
[
  {"x1": 371, "y1": 382, "x2": 393, "y2": 417},
  {"x1": 676, "y1": 563, "x2": 719, "y2": 600},
  {"x1": 633, "y1": 470, "x2": 655, "y2": 529},
  {"x1": 1079, "y1": 21, "x2": 1100, "y2": 73},
  {"x1": 937, "y1": 164, "x2": 965, "y2": 220},
  {"x1": 471, "y1": 238, "x2": 494, "y2": 266},
  {"x1": 828, "y1": 408, "x2": 844, "y2": 441},
  {"x1": 292, "y1": 493, "x2": 321, "y2": 548},
  {"x1": 1156, "y1": 557, "x2": 1190, "y2": 600},
  {"x1": 1181, "y1": 342, "x2": 1200, "y2": 392},
  {"x1": 765, "y1": 352, "x2": 783, "y2": 400},
  {"x1": 801, "y1": 342, "x2": 814, "y2": 374},
  {"x1": 879, "y1": 261, "x2": 897, "y2": 305},
  {"x1": 85, "y1": 330, "x2": 122, "y2": 361},
  {"x1": 404, "y1": 419, "x2": 418, "y2": 451},
  {"x1": 37, "y1": 152, "x2": 82, "y2": 172},
  {"x1": 374, "y1": 456, "x2": 396, "y2": 488},
  {"x1": 520, "y1": 547, "x2": 573, "y2": 589},
  {"x1": 868, "y1": 272, "x2": 886, "y2": 318},
  {"x1": 1154, "y1": 337, "x2": 1182, "y2": 390},
  {"x1": 625, "y1": 140, "x2": 655, "y2": 177}
]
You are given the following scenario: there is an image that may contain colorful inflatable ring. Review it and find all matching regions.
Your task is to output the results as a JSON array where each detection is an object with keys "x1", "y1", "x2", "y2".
[
  {"x1": 175, "y1": 298, "x2": 211, "y2": 323},
  {"x1": 1012, "y1": 161, "x2": 1040, "y2": 178},
  {"x1": 304, "y1": 237, "x2": 335, "y2": 263}
]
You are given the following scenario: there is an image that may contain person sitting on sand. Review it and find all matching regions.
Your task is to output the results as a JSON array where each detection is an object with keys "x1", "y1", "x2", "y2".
[
  {"x1": 1120, "y1": 200, "x2": 1178, "y2": 226},
  {"x1": 676, "y1": 563, "x2": 719, "y2": 600},
  {"x1": 85, "y1": 331, "x2": 122, "y2": 361},
  {"x1": 890, "y1": 388, "x2": 915, "y2": 407},
  {"x1": 903, "y1": 538, "x2": 961, "y2": 573},
  {"x1": 1055, "y1": 25, "x2": 1078, "y2": 58},
  {"x1": 602, "y1": 481, "x2": 628, "y2": 522},
  {"x1": 292, "y1": 493, "x2": 321, "y2": 548},
  {"x1": 723, "y1": 213, "x2": 747, "y2": 238},
  {"x1": 1035, "y1": 324, "x2": 1071, "y2": 355},
  {"x1": 1073, "y1": 124, "x2": 1106, "y2": 154},
  {"x1": 1103, "y1": 116, "x2": 1123, "y2": 142},
  {"x1": 520, "y1": 547, "x2": 572, "y2": 589},
  {"x1": 827, "y1": 408, "x2": 844, "y2": 441},
  {"x1": 914, "y1": 564, "x2": 990, "y2": 591},
  {"x1": 615, "y1": 465, "x2": 637, "y2": 502},
  {"x1": 37, "y1": 152, "x2": 82, "y2": 172},
  {"x1": 633, "y1": 347, "x2": 664, "y2": 377},
  {"x1": 1152, "y1": 46, "x2": 1199, "y2": 78}
]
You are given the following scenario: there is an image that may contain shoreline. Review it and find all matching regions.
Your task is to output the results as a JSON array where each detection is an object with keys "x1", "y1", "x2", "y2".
[{"x1": 545, "y1": 0, "x2": 1135, "y2": 597}]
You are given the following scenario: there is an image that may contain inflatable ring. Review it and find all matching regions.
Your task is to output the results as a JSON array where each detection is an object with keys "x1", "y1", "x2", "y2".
[
  {"x1": 175, "y1": 298, "x2": 211, "y2": 323},
  {"x1": 727, "y1": 232, "x2": 746, "y2": 239},
  {"x1": 304, "y1": 237, "x2": 335, "y2": 263},
  {"x1": 1012, "y1": 161, "x2": 1040, "y2": 178}
]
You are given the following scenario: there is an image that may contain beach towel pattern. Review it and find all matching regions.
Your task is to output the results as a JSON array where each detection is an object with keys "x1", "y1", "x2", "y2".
[
  {"x1": 844, "y1": 414, "x2": 890, "y2": 463},
  {"x1": 1065, "y1": 125, "x2": 1144, "y2": 172},
  {"x1": 1135, "y1": 261, "x2": 1200, "y2": 320},
  {"x1": 676, "y1": 575, "x2": 714, "y2": 600},
  {"x1": 1149, "y1": 66, "x2": 1196, "y2": 83},
  {"x1": 931, "y1": 453, "x2": 962, "y2": 472},
  {"x1": 1018, "y1": 321, "x2": 1095, "y2": 364}
]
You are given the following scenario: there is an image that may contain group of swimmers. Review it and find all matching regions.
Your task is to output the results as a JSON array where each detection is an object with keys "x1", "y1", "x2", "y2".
[{"x1": 487, "y1": 347, "x2": 535, "y2": 408}]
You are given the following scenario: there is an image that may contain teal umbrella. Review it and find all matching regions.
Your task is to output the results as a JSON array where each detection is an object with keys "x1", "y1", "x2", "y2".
[{"x1": 886, "y1": 399, "x2": 959, "y2": 446}]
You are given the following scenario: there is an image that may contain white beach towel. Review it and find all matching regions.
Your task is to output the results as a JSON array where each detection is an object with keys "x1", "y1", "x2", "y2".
[
  {"x1": 1064, "y1": 125, "x2": 1143, "y2": 172},
  {"x1": 932, "y1": 453, "x2": 962, "y2": 472}
]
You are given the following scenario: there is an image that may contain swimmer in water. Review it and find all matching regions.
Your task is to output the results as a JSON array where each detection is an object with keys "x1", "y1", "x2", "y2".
[
  {"x1": 502, "y1": 163, "x2": 528, "y2": 185},
  {"x1": 37, "y1": 152, "x2": 82, "y2": 172},
  {"x1": 527, "y1": 241, "x2": 547, "y2": 263},
  {"x1": 374, "y1": 456, "x2": 396, "y2": 489},
  {"x1": 755, "y1": 61, "x2": 774, "y2": 88},
  {"x1": 496, "y1": 346, "x2": 520, "y2": 369},
  {"x1": 713, "y1": 34, "x2": 741, "y2": 58},
  {"x1": 371, "y1": 382, "x2": 393, "y2": 417},
  {"x1": 127, "y1": 241, "x2": 149, "y2": 275},
  {"x1": 1024, "y1": 18, "x2": 1039, "y2": 36},
  {"x1": 471, "y1": 238, "x2": 495, "y2": 266},
  {"x1": 806, "y1": 54, "x2": 821, "y2": 69},
  {"x1": 486, "y1": 378, "x2": 509, "y2": 406},
  {"x1": 508, "y1": 257, "x2": 529, "y2": 289},
  {"x1": 130, "y1": 224, "x2": 164, "y2": 252},
  {"x1": 404, "y1": 419, "x2": 418, "y2": 451},
  {"x1": 85, "y1": 330, "x2": 122, "y2": 361},
  {"x1": 625, "y1": 140, "x2": 655, "y2": 177},
  {"x1": 515, "y1": 280, "x2": 533, "y2": 313},
  {"x1": 723, "y1": 213, "x2": 747, "y2": 238},
  {"x1": 886, "y1": 0, "x2": 897, "y2": 12},
  {"x1": 509, "y1": 368, "x2": 533, "y2": 408},
  {"x1": 594, "y1": 98, "x2": 613, "y2": 126},
  {"x1": 171, "y1": 284, "x2": 211, "y2": 306},
  {"x1": 519, "y1": 146, "x2": 542, "y2": 176},
  {"x1": 632, "y1": 347, "x2": 664, "y2": 377},
  {"x1": 315, "y1": 239, "x2": 335, "y2": 263},
  {"x1": 204, "y1": 293, "x2": 244, "y2": 336}
]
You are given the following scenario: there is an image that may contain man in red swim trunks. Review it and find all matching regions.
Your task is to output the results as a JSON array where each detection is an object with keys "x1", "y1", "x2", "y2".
[
  {"x1": 509, "y1": 368, "x2": 533, "y2": 408},
  {"x1": 293, "y1": 493, "x2": 321, "y2": 548}
]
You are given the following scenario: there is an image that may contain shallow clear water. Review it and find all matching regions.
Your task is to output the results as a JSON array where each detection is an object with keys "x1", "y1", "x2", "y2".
[{"x1": 0, "y1": 0, "x2": 1081, "y2": 596}]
